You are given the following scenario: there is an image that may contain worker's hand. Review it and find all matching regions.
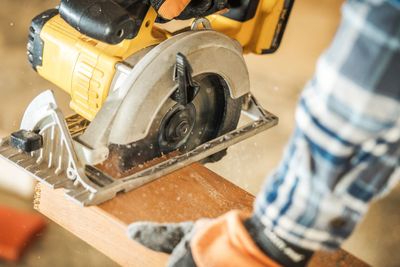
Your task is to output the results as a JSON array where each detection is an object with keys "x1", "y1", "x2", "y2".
[
  {"x1": 128, "y1": 211, "x2": 286, "y2": 267},
  {"x1": 128, "y1": 219, "x2": 201, "y2": 266},
  {"x1": 150, "y1": 0, "x2": 228, "y2": 20}
]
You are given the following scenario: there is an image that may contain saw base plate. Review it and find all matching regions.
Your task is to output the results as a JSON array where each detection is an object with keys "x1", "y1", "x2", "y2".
[{"x1": 0, "y1": 92, "x2": 277, "y2": 206}]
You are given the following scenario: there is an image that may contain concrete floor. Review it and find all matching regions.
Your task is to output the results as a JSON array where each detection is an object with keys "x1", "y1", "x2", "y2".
[{"x1": 0, "y1": 0, "x2": 399, "y2": 266}]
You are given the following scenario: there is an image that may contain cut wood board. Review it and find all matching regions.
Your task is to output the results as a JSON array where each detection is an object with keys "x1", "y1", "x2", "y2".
[{"x1": 33, "y1": 163, "x2": 368, "y2": 267}]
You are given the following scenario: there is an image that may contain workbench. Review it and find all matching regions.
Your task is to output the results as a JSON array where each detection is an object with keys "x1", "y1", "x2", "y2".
[{"x1": 32, "y1": 163, "x2": 368, "y2": 267}]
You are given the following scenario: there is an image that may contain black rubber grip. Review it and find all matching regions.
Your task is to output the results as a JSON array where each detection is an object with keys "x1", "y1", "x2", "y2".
[
  {"x1": 28, "y1": 9, "x2": 59, "y2": 71},
  {"x1": 59, "y1": 0, "x2": 148, "y2": 44},
  {"x1": 177, "y1": 0, "x2": 228, "y2": 20},
  {"x1": 11, "y1": 130, "x2": 43, "y2": 153},
  {"x1": 224, "y1": 0, "x2": 259, "y2": 22}
]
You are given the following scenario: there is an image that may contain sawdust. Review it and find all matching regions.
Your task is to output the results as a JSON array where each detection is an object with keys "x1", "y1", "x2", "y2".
[
  {"x1": 33, "y1": 182, "x2": 41, "y2": 210},
  {"x1": 97, "y1": 150, "x2": 179, "y2": 179},
  {"x1": 189, "y1": 172, "x2": 252, "y2": 211}
]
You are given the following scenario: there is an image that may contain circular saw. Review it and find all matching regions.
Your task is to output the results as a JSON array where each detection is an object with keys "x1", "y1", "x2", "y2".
[{"x1": 0, "y1": 0, "x2": 294, "y2": 205}]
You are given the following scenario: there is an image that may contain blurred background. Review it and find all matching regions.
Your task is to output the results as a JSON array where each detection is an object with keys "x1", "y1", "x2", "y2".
[{"x1": 0, "y1": 0, "x2": 399, "y2": 266}]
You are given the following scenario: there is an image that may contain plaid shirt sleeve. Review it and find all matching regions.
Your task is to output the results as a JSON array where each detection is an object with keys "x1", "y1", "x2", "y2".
[{"x1": 254, "y1": 0, "x2": 400, "y2": 251}]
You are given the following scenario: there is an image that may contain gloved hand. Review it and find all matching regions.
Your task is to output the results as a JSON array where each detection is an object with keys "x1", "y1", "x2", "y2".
[
  {"x1": 128, "y1": 220, "x2": 202, "y2": 266},
  {"x1": 128, "y1": 210, "x2": 314, "y2": 267},
  {"x1": 150, "y1": 0, "x2": 228, "y2": 20}
]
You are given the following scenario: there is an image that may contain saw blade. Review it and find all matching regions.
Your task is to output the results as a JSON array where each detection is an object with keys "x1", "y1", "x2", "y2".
[
  {"x1": 103, "y1": 72, "x2": 241, "y2": 175},
  {"x1": 75, "y1": 30, "x2": 250, "y2": 177}
]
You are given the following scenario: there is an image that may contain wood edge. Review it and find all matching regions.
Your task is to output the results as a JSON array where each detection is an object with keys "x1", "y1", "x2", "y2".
[
  {"x1": 33, "y1": 173, "x2": 369, "y2": 267},
  {"x1": 35, "y1": 183, "x2": 168, "y2": 267}
]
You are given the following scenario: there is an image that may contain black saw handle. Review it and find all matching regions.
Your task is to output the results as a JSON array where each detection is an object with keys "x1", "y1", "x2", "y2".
[{"x1": 59, "y1": 0, "x2": 149, "y2": 44}]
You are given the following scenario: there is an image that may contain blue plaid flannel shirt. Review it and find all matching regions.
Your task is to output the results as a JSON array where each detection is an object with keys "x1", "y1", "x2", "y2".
[{"x1": 254, "y1": 0, "x2": 400, "y2": 251}]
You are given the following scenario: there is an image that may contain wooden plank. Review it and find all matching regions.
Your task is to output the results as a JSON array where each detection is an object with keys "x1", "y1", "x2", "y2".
[
  {"x1": 33, "y1": 163, "x2": 368, "y2": 267},
  {"x1": 34, "y1": 163, "x2": 254, "y2": 267}
]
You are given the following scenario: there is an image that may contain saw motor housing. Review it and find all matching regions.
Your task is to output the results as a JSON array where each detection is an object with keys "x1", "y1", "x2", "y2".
[{"x1": 28, "y1": 0, "x2": 294, "y2": 121}]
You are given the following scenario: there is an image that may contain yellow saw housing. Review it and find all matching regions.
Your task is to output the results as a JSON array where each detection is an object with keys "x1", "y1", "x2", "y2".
[{"x1": 27, "y1": 0, "x2": 294, "y2": 121}]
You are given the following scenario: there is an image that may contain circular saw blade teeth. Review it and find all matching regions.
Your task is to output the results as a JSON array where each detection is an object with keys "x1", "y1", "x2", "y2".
[{"x1": 103, "y1": 72, "x2": 241, "y2": 176}]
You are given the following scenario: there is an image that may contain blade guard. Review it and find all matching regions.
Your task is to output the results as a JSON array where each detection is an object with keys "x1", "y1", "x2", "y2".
[{"x1": 78, "y1": 30, "x2": 250, "y2": 153}]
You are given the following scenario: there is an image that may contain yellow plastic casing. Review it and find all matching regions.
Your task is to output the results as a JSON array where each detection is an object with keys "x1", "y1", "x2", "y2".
[
  {"x1": 36, "y1": 2, "x2": 290, "y2": 120},
  {"x1": 209, "y1": 0, "x2": 289, "y2": 54},
  {"x1": 37, "y1": 8, "x2": 165, "y2": 121}
]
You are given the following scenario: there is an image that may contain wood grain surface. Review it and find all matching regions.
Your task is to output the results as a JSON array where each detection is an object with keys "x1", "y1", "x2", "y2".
[{"x1": 33, "y1": 163, "x2": 369, "y2": 267}]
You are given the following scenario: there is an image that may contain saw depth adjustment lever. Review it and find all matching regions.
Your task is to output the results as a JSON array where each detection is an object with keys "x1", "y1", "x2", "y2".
[
  {"x1": 172, "y1": 53, "x2": 200, "y2": 106},
  {"x1": 158, "y1": 53, "x2": 200, "y2": 151},
  {"x1": 59, "y1": 0, "x2": 149, "y2": 44}
]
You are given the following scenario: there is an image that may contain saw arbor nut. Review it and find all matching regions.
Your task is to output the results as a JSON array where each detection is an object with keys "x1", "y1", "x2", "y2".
[
  {"x1": 10, "y1": 130, "x2": 43, "y2": 153},
  {"x1": 159, "y1": 103, "x2": 197, "y2": 152}
]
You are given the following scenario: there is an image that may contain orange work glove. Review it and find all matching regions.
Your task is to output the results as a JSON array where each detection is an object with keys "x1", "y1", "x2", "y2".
[{"x1": 128, "y1": 210, "x2": 313, "y2": 267}]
